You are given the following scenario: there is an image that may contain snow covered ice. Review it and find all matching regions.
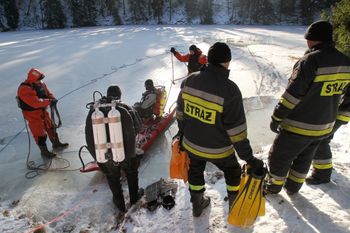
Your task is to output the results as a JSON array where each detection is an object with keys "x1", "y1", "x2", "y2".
[{"x1": 0, "y1": 25, "x2": 349, "y2": 233}]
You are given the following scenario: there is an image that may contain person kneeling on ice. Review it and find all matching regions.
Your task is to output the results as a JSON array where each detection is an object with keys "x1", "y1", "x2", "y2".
[
  {"x1": 85, "y1": 85, "x2": 143, "y2": 212},
  {"x1": 133, "y1": 79, "x2": 157, "y2": 120},
  {"x1": 176, "y1": 42, "x2": 263, "y2": 217},
  {"x1": 17, "y1": 68, "x2": 68, "y2": 158}
]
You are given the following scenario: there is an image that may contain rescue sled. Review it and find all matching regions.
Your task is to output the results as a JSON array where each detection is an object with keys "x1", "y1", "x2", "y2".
[{"x1": 79, "y1": 105, "x2": 176, "y2": 173}]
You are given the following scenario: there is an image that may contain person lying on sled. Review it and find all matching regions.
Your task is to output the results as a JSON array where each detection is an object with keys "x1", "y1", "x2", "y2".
[{"x1": 133, "y1": 79, "x2": 157, "y2": 120}]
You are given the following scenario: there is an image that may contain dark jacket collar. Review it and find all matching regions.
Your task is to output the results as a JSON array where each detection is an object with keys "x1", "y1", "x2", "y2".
[{"x1": 204, "y1": 64, "x2": 230, "y2": 79}]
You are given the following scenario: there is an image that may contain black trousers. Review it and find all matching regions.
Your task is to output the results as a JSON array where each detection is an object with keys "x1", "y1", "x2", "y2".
[
  {"x1": 187, "y1": 153, "x2": 241, "y2": 193},
  {"x1": 99, "y1": 157, "x2": 140, "y2": 210},
  {"x1": 311, "y1": 123, "x2": 342, "y2": 180},
  {"x1": 268, "y1": 130, "x2": 322, "y2": 193}
]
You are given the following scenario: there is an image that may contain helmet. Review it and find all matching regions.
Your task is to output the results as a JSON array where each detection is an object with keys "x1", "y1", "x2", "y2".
[{"x1": 27, "y1": 68, "x2": 45, "y2": 83}]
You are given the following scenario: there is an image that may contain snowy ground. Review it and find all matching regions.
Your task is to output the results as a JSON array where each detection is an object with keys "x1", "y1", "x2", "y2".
[{"x1": 0, "y1": 25, "x2": 349, "y2": 233}]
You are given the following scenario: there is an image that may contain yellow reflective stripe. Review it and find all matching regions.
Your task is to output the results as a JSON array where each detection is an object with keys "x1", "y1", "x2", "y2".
[
  {"x1": 280, "y1": 97, "x2": 296, "y2": 109},
  {"x1": 227, "y1": 184, "x2": 240, "y2": 192},
  {"x1": 182, "y1": 93, "x2": 223, "y2": 113},
  {"x1": 230, "y1": 130, "x2": 247, "y2": 143},
  {"x1": 288, "y1": 174, "x2": 305, "y2": 184},
  {"x1": 272, "y1": 115, "x2": 282, "y2": 122},
  {"x1": 314, "y1": 73, "x2": 350, "y2": 82},
  {"x1": 189, "y1": 184, "x2": 205, "y2": 191},
  {"x1": 183, "y1": 142, "x2": 233, "y2": 159},
  {"x1": 337, "y1": 114, "x2": 350, "y2": 122},
  {"x1": 280, "y1": 123, "x2": 332, "y2": 136},
  {"x1": 313, "y1": 164, "x2": 333, "y2": 169},
  {"x1": 272, "y1": 179, "x2": 285, "y2": 185}
]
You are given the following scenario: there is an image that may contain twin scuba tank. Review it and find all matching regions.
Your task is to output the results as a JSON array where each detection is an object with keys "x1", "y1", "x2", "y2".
[{"x1": 91, "y1": 100, "x2": 125, "y2": 163}]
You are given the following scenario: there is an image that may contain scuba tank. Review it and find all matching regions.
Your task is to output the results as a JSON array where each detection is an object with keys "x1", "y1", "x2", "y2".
[
  {"x1": 108, "y1": 101, "x2": 125, "y2": 162},
  {"x1": 91, "y1": 105, "x2": 108, "y2": 163}
]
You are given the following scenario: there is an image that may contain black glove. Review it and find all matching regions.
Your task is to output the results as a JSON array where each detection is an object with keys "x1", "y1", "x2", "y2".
[
  {"x1": 170, "y1": 47, "x2": 176, "y2": 54},
  {"x1": 270, "y1": 118, "x2": 280, "y2": 133},
  {"x1": 50, "y1": 98, "x2": 58, "y2": 105},
  {"x1": 173, "y1": 131, "x2": 184, "y2": 150},
  {"x1": 246, "y1": 157, "x2": 264, "y2": 174}
]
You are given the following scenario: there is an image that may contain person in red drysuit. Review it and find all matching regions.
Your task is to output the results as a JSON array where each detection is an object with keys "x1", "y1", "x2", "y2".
[{"x1": 17, "y1": 68, "x2": 68, "y2": 157}]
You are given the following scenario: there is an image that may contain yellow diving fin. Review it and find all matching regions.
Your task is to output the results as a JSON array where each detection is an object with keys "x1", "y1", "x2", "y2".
[{"x1": 227, "y1": 164, "x2": 267, "y2": 228}]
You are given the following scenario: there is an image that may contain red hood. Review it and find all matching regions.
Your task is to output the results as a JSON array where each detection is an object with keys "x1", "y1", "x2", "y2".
[{"x1": 26, "y1": 68, "x2": 44, "y2": 84}]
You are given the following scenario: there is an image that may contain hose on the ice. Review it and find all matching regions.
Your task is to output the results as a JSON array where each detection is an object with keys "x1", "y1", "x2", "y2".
[
  {"x1": 1, "y1": 52, "x2": 168, "y2": 154},
  {"x1": 22, "y1": 107, "x2": 80, "y2": 179}
]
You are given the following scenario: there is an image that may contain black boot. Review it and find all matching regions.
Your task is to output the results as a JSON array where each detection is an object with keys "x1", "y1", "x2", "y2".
[
  {"x1": 305, "y1": 176, "x2": 330, "y2": 185},
  {"x1": 113, "y1": 195, "x2": 126, "y2": 213},
  {"x1": 227, "y1": 191, "x2": 238, "y2": 212},
  {"x1": 190, "y1": 191, "x2": 210, "y2": 217},
  {"x1": 39, "y1": 145, "x2": 56, "y2": 158},
  {"x1": 52, "y1": 134, "x2": 69, "y2": 149}
]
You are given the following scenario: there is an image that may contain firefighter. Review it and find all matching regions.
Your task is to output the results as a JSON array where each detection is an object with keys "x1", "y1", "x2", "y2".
[
  {"x1": 170, "y1": 44, "x2": 208, "y2": 74},
  {"x1": 133, "y1": 79, "x2": 157, "y2": 120},
  {"x1": 176, "y1": 42, "x2": 263, "y2": 217},
  {"x1": 266, "y1": 20, "x2": 350, "y2": 195},
  {"x1": 306, "y1": 86, "x2": 350, "y2": 185},
  {"x1": 17, "y1": 68, "x2": 69, "y2": 157}
]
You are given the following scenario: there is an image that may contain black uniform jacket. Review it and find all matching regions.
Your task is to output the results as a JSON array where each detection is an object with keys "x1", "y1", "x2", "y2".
[{"x1": 176, "y1": 64, "x2": 253, "y2": 162}]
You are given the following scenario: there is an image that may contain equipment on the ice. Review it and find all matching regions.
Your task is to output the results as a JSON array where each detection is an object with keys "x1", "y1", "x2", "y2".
[
  {"x1": 153, "y1": 85, "x2": 167, "y2": 117},
  {"x1": 144, "y1": 178, "x2": 178, "y2": 211},
  {"x1": 227, "y1": 164, "x2": 267, "y2": 228},
  {"x1": 108, "y1": 104, "x2": 125, "y2": 162},
  {"x1": 169, "y1": 136, "x2": 189, "y2": 183},
  {"x1": 91, "y1": 100, "x2": 125, "y2": 163}
]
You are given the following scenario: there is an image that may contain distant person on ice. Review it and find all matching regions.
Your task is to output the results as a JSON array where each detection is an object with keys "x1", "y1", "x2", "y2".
[
  {"x1": 170, "y1": 44, "x2": 207, "y2": 74},
  {"x1": 266, "y1": 20, "x2": 350, "y2": 195},
  {"x1": 133, "y1": 79, "x2": 157, "y2": 120},
  {"x1": 176, "y1": 42, "x2": 263, "y2": 217},
  {"x1": 85, "y1": 85, "x2": 143, "y2": 212},
  {"x1": 17, "y1": 68, "x2": 68, "y2": 158}
]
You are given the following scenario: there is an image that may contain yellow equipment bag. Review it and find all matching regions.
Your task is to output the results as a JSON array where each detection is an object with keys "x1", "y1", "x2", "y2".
[
  {"x1": 227, "y1": 164, "x2": 266, "y2": 228},
  {"x1": 169, "y1": 137, "x2": 189, "y2": 183}
]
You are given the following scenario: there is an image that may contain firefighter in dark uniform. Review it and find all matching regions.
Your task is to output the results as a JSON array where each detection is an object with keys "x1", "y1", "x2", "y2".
[
  {"x1": 171, "y1": 44, "x2": 208, "y2": 74},
  {"x1": 176, "y1": 42, "x2": 263, "y2": 217},
  {"x1": 306, "y1": 86, "x2": 350, "y2": 185},
  {"x1": 85, "y1": 85, "x2": 142, "y2": 212},
  {"x1": 266, "y1": 20, "x2": 350, "y2": 194},
  {"x1": 17, "y1": 68, "x2": 69, "y2": 157}
]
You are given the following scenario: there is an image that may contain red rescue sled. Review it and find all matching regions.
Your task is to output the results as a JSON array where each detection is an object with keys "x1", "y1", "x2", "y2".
[{"x1": 79, "y1": 106, "x2": 176, "y2": 173}]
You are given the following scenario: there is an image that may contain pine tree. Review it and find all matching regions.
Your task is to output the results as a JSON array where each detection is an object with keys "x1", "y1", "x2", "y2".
[
  {"x1": 42, "y1": 0, "x2": 66, "y2": 29},
  {"x1": 2, "y1": 0, "x2": 19, "y2": 30},
  {"x1": 70, "y1": 0, "x2": 98, "y2": 27},
  {"x1": 200, "y1": 0, "x2": 213, "y2": 24},
  {"x1": 151, "y1": 0, "x2": 164, "y2": 24},
  {"x1": 298, "y1": 0, "x2": 315, "y2": 25},
  {"x1": 185, "y1": 0, "x2": 199, "y2": 23},
  {"x1": 279, "y1": 0, "x2": 295, "y2": 22},
  {"x1": 329, "y1": 0, "x2": 350, "y2": 55},
  {"x1": 128, "y1": 0, "x2": 148, "y2": 23}
]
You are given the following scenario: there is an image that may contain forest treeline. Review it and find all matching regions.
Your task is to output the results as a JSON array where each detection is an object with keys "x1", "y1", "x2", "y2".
[{"x1": 0, "y1": 0, "x2": 348, "y2": 54}]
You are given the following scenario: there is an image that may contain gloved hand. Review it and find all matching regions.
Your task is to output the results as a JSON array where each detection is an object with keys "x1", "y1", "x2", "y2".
[
  {"x1": 50, "y1": 98, "x2": 58, "y2": 105},
  {"x1": 246, "y1": 157, "x2": 264, "y2": 173},
  {"x1": 270, "y1": 118, "x2": 280, "y2": 133},
  {"x1": 170, "y1": 47, "x2": 176, "y2": 54},
  {"x1": 173, "y1": 131, "x2": 184, "y2": 150}
]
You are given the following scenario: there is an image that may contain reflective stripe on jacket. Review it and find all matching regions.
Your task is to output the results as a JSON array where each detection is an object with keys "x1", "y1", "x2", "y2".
[
  {"x1": 272, "y1": 43, "x2": 350, "y2": 137},
  {"x1": 176, "y1": 64, "x2": 253, "y2": 161}
]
